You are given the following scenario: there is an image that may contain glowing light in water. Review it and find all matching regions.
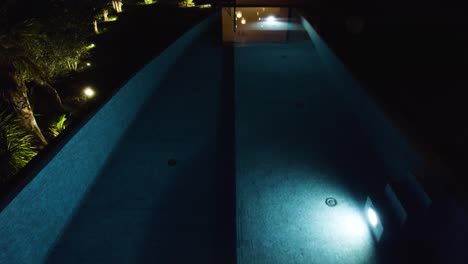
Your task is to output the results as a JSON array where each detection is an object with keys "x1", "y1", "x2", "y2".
[
  {"x1": 367, "y1": 208, "x2": 378, "y2": 227},
  {"x1": 266, "y1": 16, "x2": 276, "y2": 23}
]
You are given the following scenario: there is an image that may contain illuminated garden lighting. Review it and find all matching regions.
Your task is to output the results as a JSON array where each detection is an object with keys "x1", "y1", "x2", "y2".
[
  {"x1": 86, "y1": 62, "x2": 91, "y2": 66},
  {"x1": 178, "y1": 0, "x2": 195, "y2": 8},
  {"x1": 241, "y1": 18, "x2": 246, "y2": 25},
  {"x1": 83, "y1": 87, "x2": 95, "y2": 98},
  {"x1": 259, "y1": 17, "x2": 261, "y2": 21},
  {"x1": 236, "y1": 11, "x2": 242, "y2": 18},
  {"x1": 106, "y1": 16, "x2": 118, "y2": 22}
]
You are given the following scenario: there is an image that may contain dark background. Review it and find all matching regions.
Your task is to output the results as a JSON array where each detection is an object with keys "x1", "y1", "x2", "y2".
[{"x1": 301, "y1": 0, "x2": 468, "y2": 206}]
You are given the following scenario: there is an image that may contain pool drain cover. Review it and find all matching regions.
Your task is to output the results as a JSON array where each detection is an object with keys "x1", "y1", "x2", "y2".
[
  {"x1": 168, "y1": 159, "x2": 177, "y2": 167},
  {"x1": 325, "y1": 197, "x2": 338, "y2": 207}
]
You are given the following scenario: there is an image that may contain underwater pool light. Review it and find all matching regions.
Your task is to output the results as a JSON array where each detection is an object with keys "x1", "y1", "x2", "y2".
[
  {"x1": 367, "y1": 208, "x2": 378, "y2": 227},
  {"x1": 266, "y1": 16, "x2": 276, "y2": 23},
  {"x1": 364, "y1": 197, "x2": 383, "y2": 241}
]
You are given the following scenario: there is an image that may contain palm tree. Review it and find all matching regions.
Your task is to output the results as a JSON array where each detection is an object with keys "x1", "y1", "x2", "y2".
[
  {"x1": 0, "y1": 21, "x2": 50, "y2": 145},
  {"x1": 0, "y1": 9, "x2": 90, "y2": 146},
  {"x1": 0, "y1": 19, "x2": 84, "y2": 144}
]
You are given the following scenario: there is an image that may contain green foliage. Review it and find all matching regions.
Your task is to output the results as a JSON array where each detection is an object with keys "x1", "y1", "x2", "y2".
[
  {"x1": 0, "y1": 0, "x2": 97, "y2": 86},
  {"x1": 48, "y1": 113, "x2": 68, "y2": 137},
  {"x1": 1, "y1": 20, "x2": 50, "y2": 82},
  {"x1": 178, "y1": 0, "x2": 195, "y2": 8},
  {"x1": 0, "y1": 21, "x2": 89, "y2": 92},
  {"x1": 0, "y1": 1, "x2": 94, "y2": 146},
  {"x1": 0, "y1": 109, "x2": 38, "y2": 183}
]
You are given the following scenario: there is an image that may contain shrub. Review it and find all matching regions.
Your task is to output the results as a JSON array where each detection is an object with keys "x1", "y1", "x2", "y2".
[
  {"x1": 0, "y1": 109, "x2": 38, "y2": 184},
  {"x1": 48, "y1": 113, "x2": 68, "y2": 137}
]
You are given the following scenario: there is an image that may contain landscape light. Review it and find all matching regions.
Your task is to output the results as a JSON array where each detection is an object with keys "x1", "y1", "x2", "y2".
[
  {"x1": 236, "y1": 11, "x2": 242, "y2": 18},
  {"x1": 241, "y1": 18, "x2": 246, "y2": 25},
  {"x1": 86, "y1": 62, "x2": 91, "y2": 66},
  {"x1": 83, "y1": 87, "x2": 95, "y2": 98}
]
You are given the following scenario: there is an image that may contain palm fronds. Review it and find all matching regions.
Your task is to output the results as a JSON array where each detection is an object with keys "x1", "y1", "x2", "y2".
[{"x1": 0, "y1": 109, "x2": 38, "y2": 183}]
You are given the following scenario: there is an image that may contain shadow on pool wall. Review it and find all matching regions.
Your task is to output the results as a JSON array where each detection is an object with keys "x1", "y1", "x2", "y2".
[
  {"x1": 300, "y1": 15, "x2": 425, "y2": 185},
  {"x1": 0, "y1": 14, "x2": 218, "y2": 264},
  {"x1": 299, "y1": 13, "x2": 454, "y2": 263}
]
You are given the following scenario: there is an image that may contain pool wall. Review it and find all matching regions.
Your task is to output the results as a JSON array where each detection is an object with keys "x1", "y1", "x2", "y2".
[
  {"x1": 0, "y1": 14, "x2": 217, "y2": 264},
  {"x1": 300, "y1": 16, "x2": 423, "y2": 183}
]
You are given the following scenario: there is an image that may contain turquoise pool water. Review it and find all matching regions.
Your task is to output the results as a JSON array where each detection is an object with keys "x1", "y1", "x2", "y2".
[
  {"x1": 0, "y1": 8, "x2": 427, "y2": 264},
  {"x1": 232, "y1": 7, "x2": 378, "y2": 264}
]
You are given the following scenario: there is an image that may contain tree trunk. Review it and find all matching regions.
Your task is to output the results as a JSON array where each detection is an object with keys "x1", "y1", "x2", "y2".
[
  {"x1": 8, "y1": 80, "x2": 48, "y2": 146},
  {"x1": 103, "y1": 9, "x2": 109, "y2": 21},
  {"x1": 42, "y1": 82, "x2": 67, "y2": 112}
]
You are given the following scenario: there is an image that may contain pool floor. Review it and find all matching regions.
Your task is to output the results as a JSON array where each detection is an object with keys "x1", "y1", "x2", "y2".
[
  {"x1": 235, "y1": 36, "x2": 380, "y2": 264},
  {"x1": 47, "y1": 16, "x2": 384, "y2": 263}
]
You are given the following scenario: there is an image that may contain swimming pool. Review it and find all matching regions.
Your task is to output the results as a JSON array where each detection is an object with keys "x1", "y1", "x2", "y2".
[{"x1": 0, "y1": 8, "x2": 426, "y2": 264}]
